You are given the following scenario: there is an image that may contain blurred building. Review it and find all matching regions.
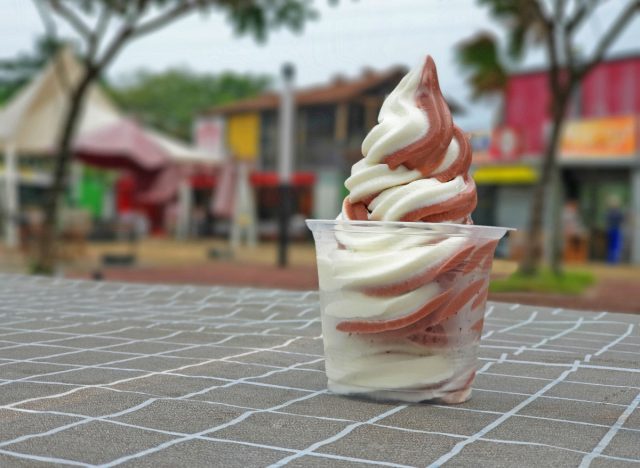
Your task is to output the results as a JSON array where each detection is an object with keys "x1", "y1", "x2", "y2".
[
  {"x1": 199, "y1": 67, "x2": 462, "y2": 226},
  {"x1": 473, "y1": 54, "x2": 640, "y2": 264}
]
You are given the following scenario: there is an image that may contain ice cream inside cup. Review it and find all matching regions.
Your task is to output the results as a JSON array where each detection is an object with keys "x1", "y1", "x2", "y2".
[{"x1": 307, "y1": 55, "x2": 512, "y2": 404}]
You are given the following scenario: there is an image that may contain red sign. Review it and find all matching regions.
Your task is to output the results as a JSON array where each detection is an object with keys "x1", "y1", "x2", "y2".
[{"x1": 489, "y1": 126, "x2": 522, "y2": 161}]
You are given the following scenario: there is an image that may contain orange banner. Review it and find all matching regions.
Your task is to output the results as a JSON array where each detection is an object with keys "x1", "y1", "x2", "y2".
[{"x1": 560, "y1": 116, "x2": 637, "y2": 159}]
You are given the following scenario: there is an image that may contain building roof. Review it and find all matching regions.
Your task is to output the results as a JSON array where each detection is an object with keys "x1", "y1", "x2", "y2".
[
  {"x1": 206, "y1": 66, "x2": 406, "y2": 115},
  {"x1": 205, "y1": 66, "x2": 464, "y2": 116}
]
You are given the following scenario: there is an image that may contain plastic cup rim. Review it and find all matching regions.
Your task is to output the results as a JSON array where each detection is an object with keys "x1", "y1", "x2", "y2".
[{"x1": 306, "y1": 218, "x2": 515, "y2": 240}]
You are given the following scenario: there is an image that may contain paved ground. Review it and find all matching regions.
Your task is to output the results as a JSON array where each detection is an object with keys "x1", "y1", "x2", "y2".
[{"x1": 0, "y1": 274, "x2": 638, "y2": 467}]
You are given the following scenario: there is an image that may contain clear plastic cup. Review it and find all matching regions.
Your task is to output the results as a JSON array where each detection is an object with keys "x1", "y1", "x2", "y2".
[{"x1": 306, "y1": 219, "x2": 512, "y2": 404}]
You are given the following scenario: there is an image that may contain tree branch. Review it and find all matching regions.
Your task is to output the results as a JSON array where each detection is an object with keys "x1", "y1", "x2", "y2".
[
  {"x1": 529, "y1": 0, "x2": 561, "y2": 95},
  {"x1": 565, "y1": 0, "x2": 597, "y2": 34},
  {"x1": 576, "y1": 0, "x2": 640, "y2": 80},
  {"x1": 86, "y1": 4, "x2": 112, "y2": 62},
  {"x1": 49, "y1": 0, "x2": 92, "y2": 39},
  {"x1": 130, "y1": 0, "x2": 201, "y2": 40}
]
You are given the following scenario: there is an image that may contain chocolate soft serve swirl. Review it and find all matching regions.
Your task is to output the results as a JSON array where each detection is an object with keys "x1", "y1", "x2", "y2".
[{"x1": 342, "y1": 56, "x2": 477, "y2": 223}]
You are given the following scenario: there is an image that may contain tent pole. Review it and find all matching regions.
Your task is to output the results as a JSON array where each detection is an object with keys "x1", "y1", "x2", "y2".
[
  {"x1": 176, "y1": 179, "x2": 192, "y2": 240},
  {"x1": 4, "y1": 142, "x2": 18, "y2": 249}
]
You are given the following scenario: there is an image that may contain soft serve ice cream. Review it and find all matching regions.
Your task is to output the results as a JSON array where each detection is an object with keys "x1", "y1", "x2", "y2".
[{"x1": 312, "y1": 56, "x2": 501, "y2": 403}]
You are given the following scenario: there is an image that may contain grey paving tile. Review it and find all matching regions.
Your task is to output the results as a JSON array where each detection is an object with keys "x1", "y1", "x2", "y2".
[
  {"x1": 177, "y1": 360, "x2": 275, "y2": 380},
  {"x1": 212, "y1": 411, "x2": 349, "y2": 450},
  {"x1": 117, "y1": 439, "x2": 290, "y2": 468},
  {"x1": 16, "y1": 387, "x2": 151, "y2": 417},
  {"x1": 0, "y1": 409, "x2": 80, "y2": 442},
  {"x1": 602, "y1": 430, "x2": 640, "y2": 459},
  {"x1": 252, "y1": 368, "x2": 328, "y2": 391},
  {"x1": 108, "y1": 374, "x2": 225, "y2": 398},
  {"x1": 379, "y1": 404, "x2": 500, "y2": 437},
  {"x1": 518, "y1": 397, "x2": 627, "y2": 426},
  {"x1": 443, "y1": 439, "x2": 583, "y2": 467},
  {"x1": 192, "y1": 383, "x2": 310, "y2": 409},
  {"x1": 546, "y1": 381, "x2": 640, "y2": 406},
  {"x1": 112, "y1": 399, "x2": 246, "y2": 434},
  {"x1": 3, "y1": 421, "x2": 174, "y2": 465},
  {"x1": 103, "y1": 341, "x2": 189, "y2": 355},
  {"x1": 484, "y1": 417, "x2": 608, "y2": 452},
  {"x1": 317, "y1": 424, "x2": 460, "y2": 466},
  {"x1": 285, "y1": 393, "x2": 395, "y2": 422},
  {"x1": 570, "y1": 367, "x2": 640, "y2": 388},
  {"x1": 40, "y1": 350, "x2": 134, "y2": 366},
  {"x1": 36, "y1": 367, "x2": 145, "y2": 385},
  {"x1": 288, "y1": 456, "x2": 374, "y2": 467},
  {"x1": 104, "y1": 356, "x2": 207, "y2": 372},
  {"x1": 0, "y1": 361, "x2": 76, "y2": 380},
  {"x1": 0, "y1": 452, "x2": 77, "y2": 467},
  {"x1": 0, "y1": 345, "x2": 71, "y2": 360},
  {"x1": 0, "y1": 382, "x2": 76, "y2": 406},
  {"x1": 233, "y1": 350, "x2": 322, "y2": 368}
]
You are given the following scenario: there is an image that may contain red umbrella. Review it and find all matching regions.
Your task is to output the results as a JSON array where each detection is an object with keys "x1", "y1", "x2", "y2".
[
  {"x1": 74, "y1": 119, "x2": 169, "y2": 171},
  {"x1": 74, "y1": 119, "x2": 180, "y2": 204}
]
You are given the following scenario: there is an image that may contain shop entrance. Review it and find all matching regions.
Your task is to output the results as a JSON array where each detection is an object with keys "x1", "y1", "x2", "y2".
[{"x1": 562, "y1": 168, "x2": 631, "y2": 263}]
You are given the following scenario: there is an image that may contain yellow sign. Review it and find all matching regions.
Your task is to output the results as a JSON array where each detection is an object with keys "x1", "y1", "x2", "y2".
[
  {"x1": 472, "y1": 165, "x2": 538, "y2": 185},
  {"x1": 561, "y1": 116, "x2": 637, "y2": 159},
  {"x1": 226, "y1": 112, "x2": 260, "y2": 161}
]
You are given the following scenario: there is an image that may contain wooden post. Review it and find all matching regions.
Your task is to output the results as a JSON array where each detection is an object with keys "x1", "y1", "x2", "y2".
[{"x1": 3, "y1": 142, "x2": 18, "y2": 249}]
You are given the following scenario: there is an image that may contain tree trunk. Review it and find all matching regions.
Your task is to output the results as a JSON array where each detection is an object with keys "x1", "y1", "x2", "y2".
[
  {"x1": 32, "y1": 72, "x2": 94, "y2": 274},
  {"x1": 519, "y1": 94, "x2": 568, "y2": 275}
]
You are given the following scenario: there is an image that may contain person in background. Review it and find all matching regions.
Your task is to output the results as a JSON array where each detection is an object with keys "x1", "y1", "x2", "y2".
[
  {"x1": 605, "y1": 195, "x2": 625, "y2": 264},
  {"x1": 562, "y1": 200, "x2": 587, "y2": 263}
]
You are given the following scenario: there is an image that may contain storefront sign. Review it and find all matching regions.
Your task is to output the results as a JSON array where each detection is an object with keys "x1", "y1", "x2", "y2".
[
  {"x1": 472, "y1": 165, "x2": 538, "y2": 185},
  {"x1": 488, "y1": 126, "x2": 522, "y2": 161},
  {"x1": 560, "y1": 116, "x2": 637, "y2": 159},
  {"x1": 195, "y1": 117, "x2": 226, "y2": 161},
  {"x1": 227, "y1": 112, "x2": 260, "y2": 162}
]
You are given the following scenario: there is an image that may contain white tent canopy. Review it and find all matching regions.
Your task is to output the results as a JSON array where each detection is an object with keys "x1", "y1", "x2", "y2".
[{"x1": 0, "y1": 47, "x2": 122, "y2": 155}]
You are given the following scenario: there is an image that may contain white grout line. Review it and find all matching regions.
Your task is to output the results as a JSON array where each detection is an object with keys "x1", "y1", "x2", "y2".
[
  {"x1": 267, "y1": 405, "x2": 408, "y2": 467},
  {"x1": 497, "y1": 311, "x2": 538, "y2": 334},
  {"x1": 0, "y1": 449, "x2": 90, "y2": 467},
  {"x1": 579, "y1": 392, "x2": 640, "y2": 468},
  {"x1": 513, "y1": 318, "x2": 584, "y2": 355},
  {"x1": 426, "y1": 360, "x2": 582, "y2": 468},
  {"x1": 594, "y1": 324, "x2": 635, "y2": 357},
  {"x1": 99, "y1": 390, "x2": 329, "y2": 467}
]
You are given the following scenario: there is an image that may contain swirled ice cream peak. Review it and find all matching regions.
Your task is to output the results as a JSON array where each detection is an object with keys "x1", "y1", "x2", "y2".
[{"x1": 342, "y1": 55, "x2": 476, "y2": 224}]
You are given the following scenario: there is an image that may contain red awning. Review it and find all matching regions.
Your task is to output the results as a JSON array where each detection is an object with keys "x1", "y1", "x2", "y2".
[
  {"x1": 250, "y1": 172, "x2": 316, "y2": 187},
  {"x1": 74, "y1": 119, "x2": 169, "y2": 171}
]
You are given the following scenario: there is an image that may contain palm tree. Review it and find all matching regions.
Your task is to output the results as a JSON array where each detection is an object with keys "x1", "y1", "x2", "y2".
[{"x1": 457, "y1": 0, "x2": 640, "y2": 276}]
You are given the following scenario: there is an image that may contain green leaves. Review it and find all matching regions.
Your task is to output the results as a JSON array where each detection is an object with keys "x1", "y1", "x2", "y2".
[
  {"x1": 477, "y1": 0, "x2": 545, "y2": 60},
  {"x1": 106, "y1": 68, "x2": 271, "y2": 140},
  {"x1": 455, "y1": 32, "x2": 507, "y2": 100},
  {"x1": 217, "y1": 0, "x2": 318, "y2": 42}
]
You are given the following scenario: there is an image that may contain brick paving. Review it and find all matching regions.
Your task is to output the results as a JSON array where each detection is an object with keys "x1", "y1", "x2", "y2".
[
  {"x1": 0, "y1": 274, "x2": 639, "y2": 467},
  {"x1": 67, "y1": 263, "x2": 640, "y2": 314}
]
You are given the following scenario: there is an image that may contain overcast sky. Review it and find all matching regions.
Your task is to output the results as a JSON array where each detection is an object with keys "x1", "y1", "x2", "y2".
[{"x1": 1, "y1": 0, "x2": 639, "y2": 131}]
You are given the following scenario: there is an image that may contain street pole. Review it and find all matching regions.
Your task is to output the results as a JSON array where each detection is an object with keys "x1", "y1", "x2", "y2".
[
  {"x1": 4, "y1": 142, "x2": 18, "y2": 249},
  {"x1": 278, "y1": 63, "x2": 295, "y2": 268}
]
